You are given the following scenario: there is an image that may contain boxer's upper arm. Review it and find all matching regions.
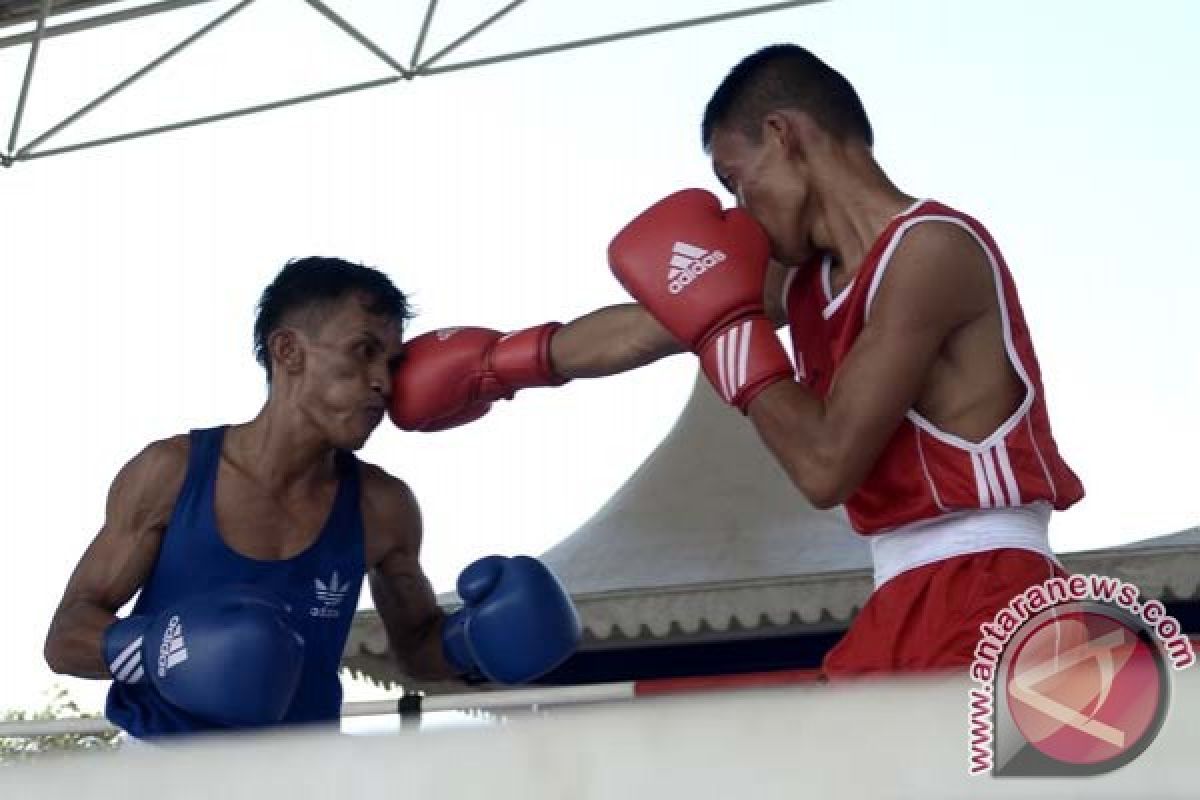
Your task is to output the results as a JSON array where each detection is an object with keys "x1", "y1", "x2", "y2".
[
  {"x1": 45, "y1": 437, "x2": 187, "y2": 674},
  {"x1": 57, "y1": 437, "x2": 186, "y2": 613},
  {"x1": 362, "y1": 469, "x2": 454, "y2": 680}
]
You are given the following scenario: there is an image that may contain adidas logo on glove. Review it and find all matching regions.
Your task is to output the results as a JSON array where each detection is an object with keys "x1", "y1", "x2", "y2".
[
  {"x1": 667, "y1": 241, "x2": 726, "y2": 295},
  {"x1": 156, "y1": 615, "x2": 188, "y2": 678}
]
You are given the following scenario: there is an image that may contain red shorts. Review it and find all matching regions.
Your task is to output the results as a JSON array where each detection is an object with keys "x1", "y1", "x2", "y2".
[{"x1": 823, "y1": 548, "x2": 1066, "y2": 680}]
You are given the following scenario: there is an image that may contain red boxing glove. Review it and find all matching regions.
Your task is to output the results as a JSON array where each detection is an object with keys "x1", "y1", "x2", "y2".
[
  {"x1": 608, "y1": 189, "x2": 793, "y2": 412},
  {"x1": 389, "y1": 323, "x2": 567, "y2": 432}
]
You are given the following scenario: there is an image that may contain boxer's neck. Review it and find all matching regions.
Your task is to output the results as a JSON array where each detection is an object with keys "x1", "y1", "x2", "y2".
[
  {"x1": 805, "y1": 147, "x2": 914, "y2": 281},
  {"x1": 225, "y1": 406, "x2": 338, "y2": 494}
]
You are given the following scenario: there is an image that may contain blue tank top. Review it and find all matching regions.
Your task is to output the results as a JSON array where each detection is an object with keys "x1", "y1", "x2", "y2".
[{"x1": 106, "y1": 426, "x2": 366, "y2": 738}]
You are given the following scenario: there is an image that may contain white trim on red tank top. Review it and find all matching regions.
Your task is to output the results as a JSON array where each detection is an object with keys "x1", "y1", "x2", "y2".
[
  {"x1": 821, "y1": 254, "x2": 837, "y2": 306},
  {"x1": 827, "y1": 201, "x2": 1057, "y2": 513},
  {"x1": 821, "y1": 255, "x2": 851, "y2": 319},
  {"x1": 787, "y1": 200, "x2": 1061, "y2": 511},
  {"x1": 1025, "y1": 414, "x2": 1060, "y2": 505},
  {"x1": 862, "y1": 209, "x2": 1040, "y2": 453},
  {"x1": 821, "y1": 198, "x2": 925, "y2": 319},
  {"x1": 860, "y1": 207, "x2": 1058, "y2": 508},
  {"x1": 913, "y1": 428, "x2": 948, "y2": 513},
  {"x1": 779, "y1": 260, "x2": 801, "y2": 318}
]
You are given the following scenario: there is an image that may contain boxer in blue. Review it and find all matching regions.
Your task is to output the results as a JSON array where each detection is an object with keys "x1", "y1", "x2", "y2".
[{"x1": 43, "y1": 257, "x2": 580, "y2": 739}]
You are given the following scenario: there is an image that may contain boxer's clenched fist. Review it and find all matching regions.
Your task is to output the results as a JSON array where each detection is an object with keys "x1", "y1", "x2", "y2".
[
  {"x1": 105, "y1": 585, "x2": 304, "y2": 726},
  {"x1": 389, "y1": 323, "x2": 567, "y2": 432},
  {"x1": 441, "y1": 555, "x2": 580, "y2": 684},
  {"x1": 608, "y1": 189, "x2": 793, "y2": 412}
]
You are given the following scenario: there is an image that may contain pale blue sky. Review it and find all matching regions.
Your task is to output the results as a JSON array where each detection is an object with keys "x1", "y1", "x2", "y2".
[{"x1": 0, "y1": 0, "x2": 1196, "y2": 714}]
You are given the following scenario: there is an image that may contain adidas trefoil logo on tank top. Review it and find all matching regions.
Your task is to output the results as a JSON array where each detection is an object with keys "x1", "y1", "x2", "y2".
[{"x1": 310, "y1": 571, "x2": 350, "y2": 619}]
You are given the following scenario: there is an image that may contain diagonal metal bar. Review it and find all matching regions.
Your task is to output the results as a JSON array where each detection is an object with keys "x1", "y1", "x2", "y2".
[
  {"x1": 422, "y1": 0, "x2": 827, "y2": 76},
  {"x1": 0, "y1": 0, "x2": 109, "y2": 31},
  {"x1": 16, "y1": 0, "x2": 256, "y2": 157},
  {"x1": 0, "y1": 0, "x2": 121, "y2": 31},
  {"x1": 18, "y1": 74, "x2": 402, "y2": 162},
  {"x1": 0, "y1": 0, "x2": 831, "y2": 168},
  {"x1": 7, "y1": 0, "x2": 52, "y2": 153},
  {"x1": 0, "y1": 0, "x2": 222, "y2": 51},
  {"x1": 409, "y1": 0, "x2": 439, "y2": 73},
  {"x1": 416, "y1": 0, "x2": 526, "y2": 73},
  {"x1": 303, "y1": 0, "x2": 409, "y2": 78},
  {"x1": 409, "y1": 0, "x2": 438, "y2": 72}
]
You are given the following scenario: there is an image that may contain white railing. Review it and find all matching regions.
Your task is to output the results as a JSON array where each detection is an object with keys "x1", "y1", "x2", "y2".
[
  {"x1": 0, "y1": 669, "x2": 822, "y2": 737},
  {"x1": 2, "y1": 670, "x2": 1196, "y2": 799}
]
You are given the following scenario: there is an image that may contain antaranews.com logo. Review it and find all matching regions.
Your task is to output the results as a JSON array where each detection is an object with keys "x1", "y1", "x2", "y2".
[{"x1": 968, "y1": 573, "x2": 1195, "y2": 776}]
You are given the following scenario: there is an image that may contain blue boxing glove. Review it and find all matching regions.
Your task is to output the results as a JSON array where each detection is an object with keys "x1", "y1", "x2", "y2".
[
  {"x1": 442, "y1": 556, "x2": 581, "y2": 684},
  {"x1": 104, "y1": 585, "x2": 305, "y2": 727}
]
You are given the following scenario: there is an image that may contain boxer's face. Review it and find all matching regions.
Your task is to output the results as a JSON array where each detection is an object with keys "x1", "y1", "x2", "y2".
[
  {"x1": 709, "y1": 120, "x2": 814, "y2": 265},
  {"x1": 292, "y1": 293, "x2": 404, "y2": 450}
]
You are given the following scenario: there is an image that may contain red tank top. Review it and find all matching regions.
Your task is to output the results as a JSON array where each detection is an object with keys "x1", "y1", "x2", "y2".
[{"x1": 784, "y1": 200, "x2": 1084, "y2": 534}]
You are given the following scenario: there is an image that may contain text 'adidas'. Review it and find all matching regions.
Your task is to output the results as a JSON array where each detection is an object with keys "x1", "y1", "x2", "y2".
[{"x1": 157, "y1": 615, "x2": 188, "y2": 678}]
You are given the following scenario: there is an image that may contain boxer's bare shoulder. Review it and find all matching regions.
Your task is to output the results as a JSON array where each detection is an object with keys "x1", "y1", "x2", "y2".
[
  {"x1": 108, "y1": 435, "x2": 191, "y2": 529},
  {"x1": 89, "y1": 434, "x2": 190, "y2": 577},
  {"x1": 356, "y1": 460, "x2": 422, "y2": 568}
]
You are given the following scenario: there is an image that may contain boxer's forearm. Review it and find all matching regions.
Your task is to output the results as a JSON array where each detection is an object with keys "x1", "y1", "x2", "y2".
[
  {"x1": 44, "y1": 600, "x2": 117, "y2": 679},
  {"x1": 550, "y1": 303, "x2": 682, "y2": 379},
  {"x1": 393, "y1": 614, "x2": 460, "y2": 682},
  {"x1": 369, "y1": 568, "x2": 460, "y2": 682}
]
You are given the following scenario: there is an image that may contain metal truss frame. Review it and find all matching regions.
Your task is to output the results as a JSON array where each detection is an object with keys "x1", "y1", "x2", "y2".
[{"x1": 0, "y1": 0, "x2": 825, "y2": 168}]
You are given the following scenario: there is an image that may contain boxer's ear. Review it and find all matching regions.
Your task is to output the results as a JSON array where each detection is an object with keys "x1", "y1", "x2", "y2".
[
  {"x1": 766, "y1": 109, "x2": 816, "y2": 161},
  {"x1": 269, "y1": 328, "x2": 305, "y2": 377},
  {"x1": 763, "y1": 110, "x2": 792, "y2": 151}
]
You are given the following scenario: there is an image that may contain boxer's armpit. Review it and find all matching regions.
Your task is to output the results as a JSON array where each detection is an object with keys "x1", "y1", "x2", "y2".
[{"x1": 44, "y1": 436, "x2": 187, "y2": 678}]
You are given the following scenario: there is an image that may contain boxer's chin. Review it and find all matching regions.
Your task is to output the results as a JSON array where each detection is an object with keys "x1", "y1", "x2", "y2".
[
  {"x1": 342, "y1": 426, "x2": 373, "y2": 452},
  {"x1": 356, "y1": 413, "x2": 387, "y2": 449},
  {"x1": 330, "y1": 422, "x2": 372, "y2": 452}
]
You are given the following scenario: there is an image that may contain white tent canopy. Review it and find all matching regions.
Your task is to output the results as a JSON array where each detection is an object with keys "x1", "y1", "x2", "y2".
[{"x1": 536, "y1": 370, "x2": 869, "y2": 640}]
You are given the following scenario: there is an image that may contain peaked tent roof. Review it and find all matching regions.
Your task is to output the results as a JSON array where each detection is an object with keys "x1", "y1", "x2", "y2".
[{"x1": 534, "y1": 371, "x2": 870, "y2": 638}]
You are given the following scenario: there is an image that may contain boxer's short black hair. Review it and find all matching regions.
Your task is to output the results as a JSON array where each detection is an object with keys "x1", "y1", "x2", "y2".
[
  {"x1": 702, "y1": 44, "x2": 873, "y2": 149},
  {"x1": 254, "y1": 256, "x2": 413, "y2": 381}
]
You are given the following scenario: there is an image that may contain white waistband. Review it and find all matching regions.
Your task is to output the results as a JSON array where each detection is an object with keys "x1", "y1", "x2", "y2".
[{"x1": 869, "y1": 502, "x2": 1059, "y2": 590}]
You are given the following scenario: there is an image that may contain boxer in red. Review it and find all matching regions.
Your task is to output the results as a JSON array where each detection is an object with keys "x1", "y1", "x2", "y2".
[{"x1": 389, "y1": 45, "x2": 1084, "y2": 677}]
